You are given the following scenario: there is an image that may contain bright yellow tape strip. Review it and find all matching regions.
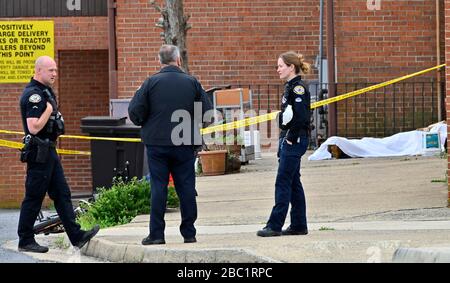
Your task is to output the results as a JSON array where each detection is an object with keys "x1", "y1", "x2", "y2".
[
  {"x1": 0, "y1": 129, "x2": 23, "y2": 135},
  {"x1": 311, "y1": 64, "x2": 446, "y2": 109},
  {"x1": 0, "y1": 130, "x2": 141, "y2": 143},
  {"x1": 0, "y1": 139, "x2": 90, "y2": 155},
  {"x1": 200, "y1": 111, "x2": 280, "y2": 135},
  {"x1": 59, "y1": 135, "x2": 141, "y2": 143}
]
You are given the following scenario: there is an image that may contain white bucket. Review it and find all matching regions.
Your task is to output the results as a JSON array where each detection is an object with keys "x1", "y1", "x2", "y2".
[{"x1": 245, "y1": 130, "x2": 261, "y2": 159}]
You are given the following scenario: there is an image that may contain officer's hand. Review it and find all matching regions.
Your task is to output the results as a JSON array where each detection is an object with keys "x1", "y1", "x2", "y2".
[{"x1": 46, "y1": 102, "x2": 53, "y2": 113}]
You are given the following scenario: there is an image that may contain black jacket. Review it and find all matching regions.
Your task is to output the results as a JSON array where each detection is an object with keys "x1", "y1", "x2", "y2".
[
  {"x1": 128, "y1": 65, "x2": 212, "y2": 146},
  {"x1": 279, "y1": 75, "x2": 311, "y2": 143}
]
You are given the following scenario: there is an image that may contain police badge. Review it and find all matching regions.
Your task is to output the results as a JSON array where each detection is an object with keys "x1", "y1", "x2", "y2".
[
  {"x1": 293, "y1": 86, "x2": 305, "y2": 95},
  {"x1": 29, "y1": 94, "x2": 42, "y2": 103}
]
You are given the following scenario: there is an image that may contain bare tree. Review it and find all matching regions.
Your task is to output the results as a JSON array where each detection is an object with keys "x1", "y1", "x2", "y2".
[{"x1": 151, "y1": 0, "x2": 192, "y2": 73}]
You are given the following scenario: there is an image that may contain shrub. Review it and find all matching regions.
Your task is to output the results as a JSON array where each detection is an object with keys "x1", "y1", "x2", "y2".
[{"x1": 77, "y1": 177, "x2": 179, "y2": 229}]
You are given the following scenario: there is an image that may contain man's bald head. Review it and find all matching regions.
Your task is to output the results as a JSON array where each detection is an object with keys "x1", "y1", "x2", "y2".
[{"x1": 34, "y1": 56, "x2": 57, "y2": 86}]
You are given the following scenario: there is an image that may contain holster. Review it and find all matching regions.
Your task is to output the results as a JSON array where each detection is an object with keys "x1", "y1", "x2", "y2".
[
  {"x1": 20, "y1": 135, "x2": 32, "y2": 163},
  {"x1": 20, "y1": 135, "x2": 50, "y2": 163},
  {"x1": 34, "y1": 136, "x2": 50, "y2": 163}
]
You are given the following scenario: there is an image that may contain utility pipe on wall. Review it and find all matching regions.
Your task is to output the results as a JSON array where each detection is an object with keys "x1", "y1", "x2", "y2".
[
  {"x1": 436, "y1": 0, "x2": 442, "y2": 121},
  {"x1": 108, "y1": 0, "x2": 118, "y2": 100},
  {"x1": 326, "y1": 0, "x2": 337, "y2": 136}
]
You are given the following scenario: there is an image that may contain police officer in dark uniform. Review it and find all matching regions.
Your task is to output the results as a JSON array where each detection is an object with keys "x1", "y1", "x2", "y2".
[
  {"x1": 18, "y1": 56, "x2": 99, "y2": 253},
  {"x1": 258, "y1": 51, "x2": 311, "y2": 237},
  {"x1": 128, "y1": 45, "x2": 212, "y2": 245}
]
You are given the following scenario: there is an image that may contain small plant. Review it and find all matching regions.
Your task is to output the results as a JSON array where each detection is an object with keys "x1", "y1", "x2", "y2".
[
  {"x1": 195, "y1": 157, "x2": 203, "y2": 176},
  {"x1": 77, "y1": 177, "x2": 179, "y2": 229},
  {"x1": 431, "y1": 172, "x2": 448, "y2": 183},
  {"x1": 319, "y1": 226, "x2": 335, "y2": 231},
  {"x1": 167, "y1": 185, "x2": 180, "y2": 208},
  {"x1": 54, "y1": 235, "x2": 70, "y2": 250}
]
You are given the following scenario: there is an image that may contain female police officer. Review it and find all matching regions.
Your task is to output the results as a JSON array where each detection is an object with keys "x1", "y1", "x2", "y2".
[{"x1": 257, "y1": 51, "x2": 311, "y2": 237}]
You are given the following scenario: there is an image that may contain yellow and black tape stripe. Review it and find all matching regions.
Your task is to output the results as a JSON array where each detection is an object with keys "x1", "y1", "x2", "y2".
[{"x1": 0, "y1": 139, "x2": 90, "y2": 155}]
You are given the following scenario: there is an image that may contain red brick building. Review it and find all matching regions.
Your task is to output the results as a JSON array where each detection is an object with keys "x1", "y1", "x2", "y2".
[{"x1": 0, "y1": 0, "x2": 447, "y2": 207}]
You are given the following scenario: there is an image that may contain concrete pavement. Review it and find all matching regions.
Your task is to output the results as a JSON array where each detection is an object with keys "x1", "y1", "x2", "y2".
[{"x1": 3, "y1": 151, "x2": 450, "y2": 262}]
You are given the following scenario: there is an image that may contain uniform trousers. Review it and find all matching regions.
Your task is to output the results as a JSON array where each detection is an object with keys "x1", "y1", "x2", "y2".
[
  {"x1": 266, "y1": 136, "x2": 309, "y2": 232},
  {"x1": 146, "y1": 145, "x2": 197, "y2": 240},
  {"x1": 18, "y1": 147, "x2": 83, "y2": 246}
]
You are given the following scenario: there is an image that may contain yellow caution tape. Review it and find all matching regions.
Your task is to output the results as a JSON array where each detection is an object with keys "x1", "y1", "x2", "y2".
[
  {"x1": 0, "y1": 129, "x2": 24, "y2": 135},
  {"x1": 58, "y1": 135, "x2": 141, "y2": 143},
  {"x1": 0, "y1": 139, "x2": 23, "y2": 150},
  {"x1": 0, "y1": 139, "x2": 90, "y2": 155},
  {"x1": 0, "y1": 130, "x2": 141, "y2": 143},
  {"x1": 200, "y1": 112, "x2": 280, "y2": 135},
  {"x1": 1, "y1": 64, "x2": 446, "y2": 148},
  {"x1": 311, "y1": 64, "x2": 446, "y2": 109},
  {"x1": 55, "y1": 148, "x2": 91, "y2": 156}
]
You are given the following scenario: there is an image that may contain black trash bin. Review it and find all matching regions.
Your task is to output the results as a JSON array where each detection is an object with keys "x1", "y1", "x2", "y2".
[{"x1": 80, "y1": 116, "x2": 146, "y2": 192}]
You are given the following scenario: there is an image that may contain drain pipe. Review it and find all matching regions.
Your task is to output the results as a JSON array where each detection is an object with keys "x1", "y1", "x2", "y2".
[
  {"x1": 108, "y1": 0, "x2": 118, "y2": 100},
  {"x1": 326, "y1": 0, "x2": 337, "y2": 136},
  {"x1": 319, "y1": 0, "x2": 324, "y2": 90},
  {"x1": 436, "y1": 0, "x2": 442, "y2": 121}
]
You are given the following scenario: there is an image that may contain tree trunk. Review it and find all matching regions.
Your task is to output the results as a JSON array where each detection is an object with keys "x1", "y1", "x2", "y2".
[{"x1": 151, "y1": 0, "x2": 191, "y2": 73}]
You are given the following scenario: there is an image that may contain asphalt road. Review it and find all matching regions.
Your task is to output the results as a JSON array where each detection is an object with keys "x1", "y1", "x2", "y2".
[{"x1": 0, "y1": 209, "x2": 36, "y2": 263}]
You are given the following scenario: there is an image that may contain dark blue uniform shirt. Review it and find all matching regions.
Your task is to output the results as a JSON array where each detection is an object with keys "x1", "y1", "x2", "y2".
[
  {"x1": 279, "y1": 75, "x2": 311, "y2": 143},
  {"x1": 19, "y1": 78, "x2": 59, "y2": 141}
]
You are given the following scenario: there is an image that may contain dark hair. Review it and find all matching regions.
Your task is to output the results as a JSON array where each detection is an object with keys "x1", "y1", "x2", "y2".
[
  {"x1": 158, "y1": 44, "x2": 180, "y2": 64},
  {"x1": 279, "y1": 51, "x2": 311, "y2": 74}
]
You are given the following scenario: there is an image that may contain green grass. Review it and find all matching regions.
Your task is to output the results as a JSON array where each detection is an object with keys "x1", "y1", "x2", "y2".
[
  {"x1": 54, "y1": 235, "x2": 70, "y2": 250},
  {"x1": 431, "y1": 172, "x2": 448, "y2": 183},
  {"x1": 318, "y1": 226, "x2": 335, "y2": 231}
]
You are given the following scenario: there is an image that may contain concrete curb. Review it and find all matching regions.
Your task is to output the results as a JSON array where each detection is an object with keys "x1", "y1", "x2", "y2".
[
  {"x1": 392, "y1": 247, "x2": 450, "y2": 263},
  {"x1": 82, "y1": 238, "x2": 280, "y2": 263}
]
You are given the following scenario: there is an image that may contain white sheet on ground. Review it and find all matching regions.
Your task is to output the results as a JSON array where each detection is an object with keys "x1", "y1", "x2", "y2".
[{"x1": 308, "y1": 121, "x2": 447, "y2": 161}]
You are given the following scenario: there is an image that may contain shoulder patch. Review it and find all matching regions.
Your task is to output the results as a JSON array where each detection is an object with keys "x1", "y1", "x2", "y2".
[
  {"x1": 293, "y1": 85, "x2": 305, "y2": 95},
  {"x1": 29, "y1": 94, "x2": 42, "y2": 103}
]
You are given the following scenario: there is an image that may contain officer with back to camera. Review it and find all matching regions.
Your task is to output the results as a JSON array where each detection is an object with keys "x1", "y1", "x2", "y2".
[
  {"x1": 128, "y1": 44, "x2": 212, "y2": 245},
  {"x1": 17, "y1": 56, "x2": 99, "y2": 253}
]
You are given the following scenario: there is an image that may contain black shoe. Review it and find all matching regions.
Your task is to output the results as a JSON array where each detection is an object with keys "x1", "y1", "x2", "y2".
[
  {"x1": 18, "y1": 242, "x2": 49, "y2": 253},
  {"x1": 75, "y1": 224, "x2": 100, "y2": 249},
  {"x1": 184, "y1": 237, "x2": 197, "y2": 243},
  {"x1": 142, "y1": 235, "x2": 165, "y2": 245},
  {"x1": 257, "y1": 227, "x2": 281, "y2": 237},
  {"x1": 281, "y1": 226, "x2": 308, "y2": 236}
]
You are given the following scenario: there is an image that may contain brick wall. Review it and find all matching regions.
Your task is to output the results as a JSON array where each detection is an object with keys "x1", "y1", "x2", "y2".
[
  {"x1": 0, "y1": 83, "x2": 27, "y2": 208},
  {"x1": 334, "y1": 0, "x2": 444, "y2": 137},
  {"x1": 115, "y1": 0, "x2": 320, "y2": 97},
  {"x1": 58, "y1": 50, "x2": 109, "y2": 195}
]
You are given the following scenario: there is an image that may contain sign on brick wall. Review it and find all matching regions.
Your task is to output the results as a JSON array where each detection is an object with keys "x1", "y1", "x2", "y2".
[{"x1": 0, "y1": 20, "x2": 54, "y2": 83}]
